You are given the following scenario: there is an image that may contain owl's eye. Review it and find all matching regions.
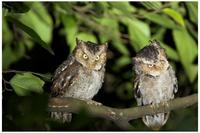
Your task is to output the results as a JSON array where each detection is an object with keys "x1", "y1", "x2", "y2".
[
  {"x1": 148, "y1": 64, "x2": 154, "y2": 68},
  {"x1": 83, "y1": 54, "x2": 88, "y2": 59},
  {"x1": 95, "y1": 55, "x2": 100, "y2": 61}
]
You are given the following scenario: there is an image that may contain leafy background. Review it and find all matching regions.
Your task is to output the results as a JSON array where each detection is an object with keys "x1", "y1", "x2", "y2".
[{"x1": 2, "y1": 2, "x2": 198, "y2": 131}]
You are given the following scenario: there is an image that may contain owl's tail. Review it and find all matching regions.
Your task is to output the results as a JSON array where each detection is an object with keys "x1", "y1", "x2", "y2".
[
  {"x1": 142, "y1": 112, "x2": 170, "y2": 130},
  {"x1": 51, "y1": 112, "x2": 72, "y2": 123}
]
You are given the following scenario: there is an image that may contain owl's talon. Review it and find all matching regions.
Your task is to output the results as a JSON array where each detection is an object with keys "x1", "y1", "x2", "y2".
[
  {"x1": 161, "y1": 101, "x2": 169, "y2": 112},
  {"x1": 150, "y1": 104, "x2": 156, "y2": 111},
  {"x1": 150, "y1": 104, "x2": 154, "y2": 109},
  {"x1": 156, "y1": 103, "x2": 160, "y2": 108},
  {"x1": 86, "y1": 100, "x2": 102, "y2": 106},
  {"x1": 165, "y1": 102, "x2": 169, "y2": 108}
]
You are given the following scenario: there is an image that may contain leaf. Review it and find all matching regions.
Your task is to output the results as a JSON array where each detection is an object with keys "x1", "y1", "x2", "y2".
[
  {"x1": 3, "y1": 42, "x2": 25, "y2": 70},
  {"x1": 76, "y1": 32, "x2": 97, "y2": 43},
  {"x1": 32, "y1": 72, "x2": 52, "y2": 82},
  {"x1": 10, "y1": 72, "x2": 44, "y2": 96},
  {"x1": 163, "y1": 8, "x2": 185, "y2": 27},
  {"x1": 6, "y1": 16, "x2": 54, "y2": 55},
  {"x1": 140, "y1": 2, "x2": 162, "y2": 10},
  {"x1": 173, "y1": 28, "x2": 197, "y2": 82},
  {"x1": 3, "y1": 46, "x2": 17, "y2": 70},
  {"x1": 3, "y1": 2, "x2": 31, "y2": 13},
  {"x1": 115, "y1": 56, "x2": 131, "y2": 69},
  {"x1": 97, "y1": 2, "x2": 109, "y2": 11},
  {"x1": 144, "y1": 13, "x2": 178, "y2": 29},
  {"x1": 152, "y1": 28, "x2": 166, "y2": 41},
  {"x1": 19, "y1": 2, "x2": 53, "y2": 44},
  {"x1": 126, "y1": 18, "x2": 150, "y2": 51},
  {"x1": 160, "y1": 42, "x2": 179, "y2": 61},
  {"x1": 98, "y1": 18, "x2": 129, "y2": 55},
  {"x1": 61, "y1": 15, "x2": 78, "y2": 53},
  {"x1": 186, "y1": 2, "x2": 198, "y2": 24},
  {"x1": 2, "y1": 18, "x2": 13, "y2": 45},
  {"x1": 109, "y1": 2, "x2": 136, "y2": 14}
]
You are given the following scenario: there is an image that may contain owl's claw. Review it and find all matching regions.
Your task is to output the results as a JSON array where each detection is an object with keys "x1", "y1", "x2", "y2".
[
  {"x1": 150, "y1": 103, "x2": 159, "y2": 112},
  {"x1": 80, "y1": 98, "x2": 102, "y2": 106},
  {"x1": 162, "y1": 101, "x2": 169, "y2": 111},
  {"x1": 86, "y1": 100, "x2": 102, "y2": 106},
  {"x1": 150, "y1": 102, "x2": 170, "y2": 113}
]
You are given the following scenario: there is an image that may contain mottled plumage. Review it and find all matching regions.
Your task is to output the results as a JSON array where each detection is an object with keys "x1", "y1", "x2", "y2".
[
  {"x1": 51, "y1": 38, "x2": 107, "y2": 122},
  {"x1": 133, "y1": 40, "x2": 178, "y2": 129}
]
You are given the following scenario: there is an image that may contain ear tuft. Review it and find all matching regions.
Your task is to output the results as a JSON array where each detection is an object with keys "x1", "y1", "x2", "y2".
[
  {"x1": 101, "y1": 42, "x2": 108, "y2": 50},
  {"x1": 76, "y1": 38, "x2": 84, "y2": 46}
]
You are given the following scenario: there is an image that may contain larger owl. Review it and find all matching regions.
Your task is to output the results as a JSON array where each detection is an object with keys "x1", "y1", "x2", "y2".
[
  {"x1": 132, "y1": 40, "x2": 178, "y2": 129},
  {"x1": 50, "y1": 38, "x2": 107, "y2": 123}
]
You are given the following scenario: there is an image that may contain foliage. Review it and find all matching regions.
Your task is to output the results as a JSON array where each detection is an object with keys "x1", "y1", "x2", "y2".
[
  {"x1": 10, "y1": 72, "x2": 44, "y2": 96},
  {"x1": 2, "y1": 1, "x2": 198, "y2": 131}
]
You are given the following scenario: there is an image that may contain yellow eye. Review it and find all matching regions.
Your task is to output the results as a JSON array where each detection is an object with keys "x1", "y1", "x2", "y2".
[
  {"x1": 95, "y1": 55, "x2": 100, "y2": 61},
  {"x1": 148, "y1": 64, "x2": 154, "y2": 68},
  {"x1": 83, "y1": 54, "x2": 88, "y2": 59}
]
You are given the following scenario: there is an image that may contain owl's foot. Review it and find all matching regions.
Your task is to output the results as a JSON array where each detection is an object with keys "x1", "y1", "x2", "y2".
[
  {"x1": 150, "y1": 102, "x2": 169, "y2": 113},
  {"x1": 150, "y1": 103, "x2": 159, "y2": 112},
  {"x1": 86, "y1": 100, "x2": 102, "y2": 106},
  {"x1": 162, "y1": 101, "x2": 169, "y2": 111},
  {"x1": 79, "y1": 98, "x2": 102, "y2": 106}
]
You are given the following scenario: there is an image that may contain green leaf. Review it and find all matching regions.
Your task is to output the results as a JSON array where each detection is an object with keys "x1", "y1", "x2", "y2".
[
  {"x1": 98, "y1": 18, "x2": 129, "y2": 55},
  {"x1": 152, "y1": 28, "x2": 166, "y2": 41},
  {"x1": 112, "y1": 41, "x2": 129, "y2": 56},
  {"x1": 3, "y1": 42, "x2": 25, "y2": 70},
  {"x1": 76, "y1": 32, "x2": 97, "y2": 43},
  {"x1": 10, "y1": 72, "x2": 44, "y2": 96},
  {"x1": 3, "y1": 46, "x2": 16, "y2": 70},
  {"x1": 163, "y1": 8, "x2": 185, "y2": 27},
  {"x1": 97, "y1": 2, "x2": 109, "y2": 11},
  {"x1": 109, "y1": 2, "x2": 136, "y2": 14},
  {"x1": 3, "y1": 2, "x2": 31, "y2": 13},
  {"x1": 2, "y1": 18, "x2": 13, "y2": 45},
  {"x1": 141, "y1": 2, "x2": 162, "y2": 10},
  {"x1": 6, "y1": 16, "x2": 54, "y2": 55},
  {"x1": 173, "y1": 28, "x2": 197, "y2": 82},
  {"x1": 160, "y1": 42, "x2": 179, "y2": 61},
  {"x1": 144, "y1": 13, "x2": 178, "y2": 29},
  {"x1": 186, "y1": 2, "x2": 198, "y2": 24},
  {"x1": 61, "y1": 15, "x2": 78, "y2": 53},
  {"x1": 126, "y1": 18, "x2": 150, "y2": 51},
  {"x1": 19, "y1": 2, "x2": 53, "y2": 44},
  {"x1": 32, "y1": 72, "x2": 52, "y2": 82},
  {"x1": 115, "y1": 56, "x2": 131, "y2": 69}
]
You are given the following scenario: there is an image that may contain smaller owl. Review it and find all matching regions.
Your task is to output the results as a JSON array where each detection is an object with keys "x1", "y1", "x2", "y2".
[
  {"x1": 132, "y1": 40, "x2": 178, "y2": 129},
  {"x1": 50, "y1": 38, "x2": 108, "y2": 123}
]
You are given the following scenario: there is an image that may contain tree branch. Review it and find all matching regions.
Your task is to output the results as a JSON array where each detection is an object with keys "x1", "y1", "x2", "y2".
[{"x1": 48, "y1": 94, "x2": 197, "y2": 124}]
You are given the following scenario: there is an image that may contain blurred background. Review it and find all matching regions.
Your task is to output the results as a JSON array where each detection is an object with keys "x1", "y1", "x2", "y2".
[{"x1": 2, "y1": 1, "x2": 198, "y2": 131}]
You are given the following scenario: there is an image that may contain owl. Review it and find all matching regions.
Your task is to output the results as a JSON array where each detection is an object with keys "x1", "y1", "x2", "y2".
[
  {"x1": 132, "y1": 40, "x2": 178, "y2": 129},
  {"x1": 50, "y1": 38, "x2": 107, "y2": 123}
]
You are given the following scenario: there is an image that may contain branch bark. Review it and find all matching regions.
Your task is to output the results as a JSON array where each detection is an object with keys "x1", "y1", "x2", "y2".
[{"x1": 48, "y1": 94, "x2": 197, "y2": 125}]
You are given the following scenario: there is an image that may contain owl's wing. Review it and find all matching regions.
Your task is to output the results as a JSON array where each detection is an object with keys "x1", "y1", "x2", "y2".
[
  {"x1": 133, "y1": 75, "x2": 142, "y2": 106},
  {"x1": 51, "y1": 57, "x2": 80, "y2": 97},
  {"x1": 168, "y1": 65, "x2": 178, "y2": 94},
  {"x1": 53, "y1": 56, "x2": 74, "y2": 80}
]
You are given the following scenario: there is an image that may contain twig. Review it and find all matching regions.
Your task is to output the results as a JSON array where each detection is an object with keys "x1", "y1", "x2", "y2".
[
  {"x1": 48, "y1": 94, "x2": 197, "y2": 124},
  {"x1": 2, "y1": 78, "x2": 13, "y2": 92}
]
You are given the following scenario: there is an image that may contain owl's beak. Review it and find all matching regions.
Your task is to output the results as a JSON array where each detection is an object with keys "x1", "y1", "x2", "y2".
[{"x1": 95, "y1": 65, "x2": 102, "y2": 70}]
